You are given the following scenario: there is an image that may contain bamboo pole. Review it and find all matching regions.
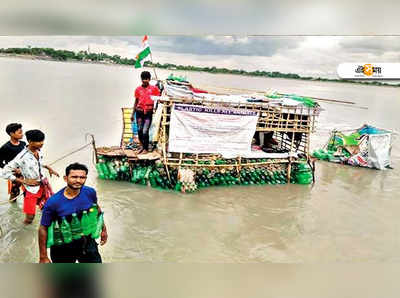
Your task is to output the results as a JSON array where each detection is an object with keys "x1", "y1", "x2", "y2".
[
  {"x1": 161, "y1": 105, "x2": 171, "y2": 182},
  {"x1": 149, "y1": 52, "x2": 158, "y2": 80},
  {"x1": 164, "y1": 160, "x2": 289, "y2": 167},
  {"x1": 195, "y1": 84, "x2": 357, "y2": 106},
  {"x1": 287, "y1": 129, "x2": 296, "y2": 182}
]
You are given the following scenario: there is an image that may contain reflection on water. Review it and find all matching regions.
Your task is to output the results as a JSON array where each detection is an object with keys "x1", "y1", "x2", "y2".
[{"x1": 0, "y1": 57, "x2": 398, "y2": 263}]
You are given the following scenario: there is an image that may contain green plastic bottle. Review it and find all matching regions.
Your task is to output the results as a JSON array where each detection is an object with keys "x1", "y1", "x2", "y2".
[
  {"x1": 46, "y1": 221, "x2": 54, "y2": 248},
  {"x1": 88, "y1": 204, "x2": 99, "y2": 235},
  {"x1": 92, "y1": 212, "x2": 104, "y2": 239},
  {"x1": 174, "y1": 182, "x2": 182, "y2": 192},
  {"x1": 149, "y1": 173, "x2": 157, "y2": 188},
  {"x1": 99, "y1": 162, "x2": 109, "y2": 174},
  {"x1": 60, "y1": 217, "x2": 73, "y2": 244},
  {"x1": 71, "y1": 213, "x2": 83, "y2": 240},
  {"x1": 95, "y1": 164, "x2": 105, "y2": 179},
  {"x1": 107, "y1": 162, "x2": 118, "y2": 180},
  {"x1": 53, "y1": 221, "x2": 63, "y2": 246},
  {"x1": 120, "y1": 164, "x2": 128, "y2": 173},
  {"x1": 81, "y1": 210, "x2": 91, "y2": 236}
]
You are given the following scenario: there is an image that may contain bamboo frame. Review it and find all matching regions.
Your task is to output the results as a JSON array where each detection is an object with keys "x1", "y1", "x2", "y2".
[
  {"x1": 157, "y1": 97, "x2": 319, "y2": 133},
  {"x1": 153, "y1": 96, "x2": 319, "y2": 182},
  {"x1": 115, "y1": 95, "x2": 319, "y2": 183},
  {"x1": 121, "y1": 107, "x2": 134, "y2": 147}
]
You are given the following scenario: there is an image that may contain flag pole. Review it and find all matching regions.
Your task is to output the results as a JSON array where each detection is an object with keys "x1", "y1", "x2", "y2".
[{"x1": 149, "y1": 52, "x2": 158, "y2": 80}]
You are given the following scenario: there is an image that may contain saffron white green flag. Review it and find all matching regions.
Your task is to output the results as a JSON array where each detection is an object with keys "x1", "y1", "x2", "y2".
[{"x1": 135, "y1": 35, "x2": 151, "y2": 68}]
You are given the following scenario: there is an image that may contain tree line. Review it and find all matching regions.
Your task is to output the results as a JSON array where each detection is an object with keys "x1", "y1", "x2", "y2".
[{"x1": 0, "y1": 47, "x2": 398, "y2": 87}]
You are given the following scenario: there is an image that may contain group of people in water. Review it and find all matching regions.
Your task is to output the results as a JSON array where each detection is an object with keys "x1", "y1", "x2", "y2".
[
  {"x1": 0, "y1": 123, "x2": 108, "y2": 263},
  {"x1": 0, "y1": 71, "x2": 160, "y2": 263}
]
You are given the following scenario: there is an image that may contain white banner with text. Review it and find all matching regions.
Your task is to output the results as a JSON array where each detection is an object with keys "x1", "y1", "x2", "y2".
[{"x1": 169, "y1": 104, "x2": 259, "y2": 154}]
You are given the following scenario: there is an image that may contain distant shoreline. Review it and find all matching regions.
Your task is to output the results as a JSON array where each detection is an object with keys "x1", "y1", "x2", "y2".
[
  {"x1": 1, "y1": 50, "x2": 399, "y2": 88},
  {"x1": 0, "y1": 53, "x2": 116, "y2": 67}
]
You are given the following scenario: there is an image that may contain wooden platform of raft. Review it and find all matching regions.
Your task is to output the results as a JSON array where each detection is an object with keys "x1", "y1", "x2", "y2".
[{"x1": 96, "y1": 146, "x2": 162, "y2": 161}]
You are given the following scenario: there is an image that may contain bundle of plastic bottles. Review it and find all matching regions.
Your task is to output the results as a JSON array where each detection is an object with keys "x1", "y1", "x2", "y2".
[
  {"x1": 312, "y1": 148, "x2": 350, "y2": 162},
  {"x1": 133, "y1": 164, "x2": 177, "y2": 190},
  {"x1": 312, "y1": 130, "x2": 360, "y2": 163},
  {"x1": 177, "y1": 168, "x2": 197, "y2": 193},
  {"x1": 193, "y1": 166, "x2": 288, "y2": 188},
  {"x1": 95, "y1": 156, "x2": 314, "y2": 192},
  {"x1": 46, "y1": 204, "x2": 104, "y2": 248},
  {"x1": 290, "y1": 163, "x2": 313, "y2": 184},
  {"x1": 96, "y1": 157, "x2": 130, "y2": 181}
]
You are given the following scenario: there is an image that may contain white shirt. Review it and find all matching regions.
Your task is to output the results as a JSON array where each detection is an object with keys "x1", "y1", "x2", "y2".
[{"x1": 2, "y1": 148, "x2": 45, "y2": 194}]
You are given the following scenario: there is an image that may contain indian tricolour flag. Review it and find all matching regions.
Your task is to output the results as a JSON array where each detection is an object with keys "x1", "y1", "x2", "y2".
[{"x1": 134, "y1": 35, "x2": 151, "y2": 68}]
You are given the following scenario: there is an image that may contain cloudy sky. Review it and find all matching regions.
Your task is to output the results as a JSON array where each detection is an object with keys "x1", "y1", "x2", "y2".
[{"x1": 0, "y1": 36, "x2": 399, "y2": 78}]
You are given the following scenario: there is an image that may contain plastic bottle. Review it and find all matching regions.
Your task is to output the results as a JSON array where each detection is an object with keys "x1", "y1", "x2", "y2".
[
  {"x1": 71, "y1": 213, "x2": 83, "y2": 240},
  {"x1": 131, "y1": 168, "x2": 139, "y2": 183},
  {"x1": 88, "y1": 204, "x2": 99, "y2": 235},
  {"x1": 149, "y1": 172, "x2": 157, "y2": 187},
  {"x1": 81, "y1": 210, "x2": 91, "y2": 236},
  {"x1": 46, "y1": 221, "x2": 54, "y2": 248},
  {"x1": 106, "y1": 162, "x2": 118, "y2": 180},
  {"x1": 53, "y1": 221, "x2": 63, "y2": 246},
  {"x1": 60, "y1": 217, "x2": 73, "y2": 244},
  {"x1": 92, "y1": 212, "x2": 104, "y2": 239},
  {"x1": 95, "y1": 164, "x2": 106, "y2": 179},
  {"x1": 120, "y1": 163, "x2": 128, "y2": 174},
  {"x1": 99, "y1": 162, "x2": 110, "y2": 177}
]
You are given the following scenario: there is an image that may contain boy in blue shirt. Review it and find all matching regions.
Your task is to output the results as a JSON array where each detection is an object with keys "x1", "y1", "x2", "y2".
[{"x1": 38, "y1": 163, "x2": 108, "y2": 263}]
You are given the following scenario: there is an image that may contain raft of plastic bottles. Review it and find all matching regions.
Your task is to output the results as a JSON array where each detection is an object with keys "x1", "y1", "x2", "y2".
[{"x1": 95, "y1": 155, "x2": 313, "y2": 193}]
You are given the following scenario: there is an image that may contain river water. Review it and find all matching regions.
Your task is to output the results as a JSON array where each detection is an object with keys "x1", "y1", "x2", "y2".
[{"x1": 0, "y1": 57, "x2": 398, "y2": 263}]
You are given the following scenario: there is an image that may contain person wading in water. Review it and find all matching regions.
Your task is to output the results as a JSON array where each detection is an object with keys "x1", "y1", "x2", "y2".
[
  {"x1": 0, "y1": 123, "x2": 26, "y2": 202},
  {"x1": 2, "y1": 129, "x2": 59, "y2": 224}
]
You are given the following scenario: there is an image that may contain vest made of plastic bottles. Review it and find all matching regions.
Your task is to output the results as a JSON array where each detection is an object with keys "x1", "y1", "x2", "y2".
[{"x1": 46, "y1": 206, "x2": 104, "y2": 248}]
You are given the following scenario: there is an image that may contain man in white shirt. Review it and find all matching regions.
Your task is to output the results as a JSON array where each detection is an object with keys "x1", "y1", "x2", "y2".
[{"x1": 2, "y1": 129, "x2": 59, "y2": 224}]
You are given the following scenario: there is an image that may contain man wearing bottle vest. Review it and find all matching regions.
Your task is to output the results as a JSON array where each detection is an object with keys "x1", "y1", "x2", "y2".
[{"x1": 38, "y1": 163, "x2": 108, "y2": 263}]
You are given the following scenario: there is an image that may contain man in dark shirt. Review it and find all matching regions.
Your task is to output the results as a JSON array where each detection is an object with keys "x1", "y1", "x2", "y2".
[{"x1": 0, "y1": 123, "x2": 26, "y2": 201}]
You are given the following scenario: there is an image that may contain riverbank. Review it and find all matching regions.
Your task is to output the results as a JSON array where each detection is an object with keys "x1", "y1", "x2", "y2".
[
  {"x1": 0, "y1": 51, "x2": 398, "y2": 88},
  {"x1": 0, "y1": 53, "x2": 114, "y2": 66}
]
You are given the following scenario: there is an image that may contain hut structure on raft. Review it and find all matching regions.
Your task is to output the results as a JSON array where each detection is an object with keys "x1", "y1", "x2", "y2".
[{"x1": 95, "y1": 77, "x2": 322, "y2": 192}]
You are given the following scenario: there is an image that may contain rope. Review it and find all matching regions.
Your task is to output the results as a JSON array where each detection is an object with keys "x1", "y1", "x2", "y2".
[
  {"x1": 0, "y1": 138, "x2": 96, "y2": 208},
  {"x1": 48, "y1": 142, "x2": 92, "y2": 166},
  {"x1": 0, "y1": 193, "x2": 24, "y2": 206}
]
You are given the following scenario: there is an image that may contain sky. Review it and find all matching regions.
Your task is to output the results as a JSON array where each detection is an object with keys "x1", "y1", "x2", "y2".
[{"x1": 0, "y1": 36, "x2": 399, "y2": 79}]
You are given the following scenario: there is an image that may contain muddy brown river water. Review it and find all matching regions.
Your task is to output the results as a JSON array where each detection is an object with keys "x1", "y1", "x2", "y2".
[{"x1": 0, "y1": 57, "x2": 398, "y2": 263}]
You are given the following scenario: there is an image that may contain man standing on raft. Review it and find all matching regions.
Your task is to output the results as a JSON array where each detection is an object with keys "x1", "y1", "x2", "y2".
[{"x1": 131, "y1": 71, "x2": 160, "y2": 154}]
